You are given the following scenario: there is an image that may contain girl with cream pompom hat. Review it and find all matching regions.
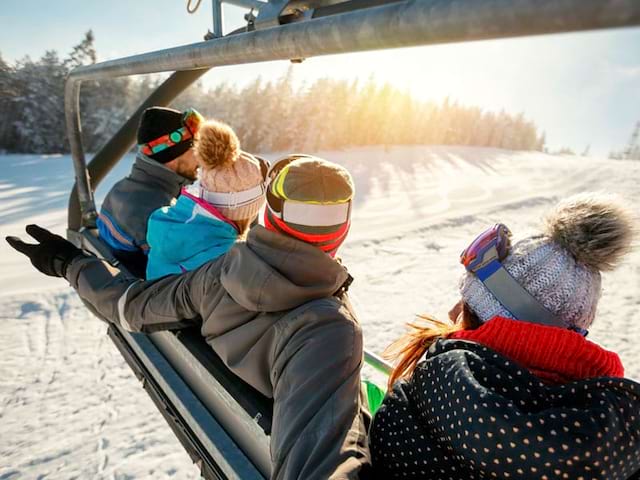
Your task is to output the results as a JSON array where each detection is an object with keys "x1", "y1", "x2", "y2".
[{"x1": 146, "y1": 119, "x2": 266, "y2": 280}]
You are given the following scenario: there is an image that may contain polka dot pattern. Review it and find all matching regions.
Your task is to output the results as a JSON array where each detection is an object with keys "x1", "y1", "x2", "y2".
[{"x1": 370, "y1": 339, "x2": 640, "y2": 479}]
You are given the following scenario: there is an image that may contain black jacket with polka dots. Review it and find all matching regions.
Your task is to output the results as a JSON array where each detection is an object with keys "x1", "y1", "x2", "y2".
[{"x1": 369, "y1": 339, "x2": 640, "y2": 479}]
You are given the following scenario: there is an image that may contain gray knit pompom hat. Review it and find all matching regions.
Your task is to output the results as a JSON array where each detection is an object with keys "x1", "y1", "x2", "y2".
[{"x1": 459, "y1": 194, "x2": 635, "y2": 330}]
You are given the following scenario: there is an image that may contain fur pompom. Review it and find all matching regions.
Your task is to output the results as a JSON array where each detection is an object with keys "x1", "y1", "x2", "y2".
[
  {"x1": 544, "y1": 193, "x2": 636, "y2": 271},
  {"x1": 194, "y1": 119, "x2": 240, "y2": 169}
]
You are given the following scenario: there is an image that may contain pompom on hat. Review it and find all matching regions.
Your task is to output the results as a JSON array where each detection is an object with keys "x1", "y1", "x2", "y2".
[
  {"x1": 194, "y1": 120, "x2": 266, "y2": 222},
  {"x1": 459, "y1": 193, "x2": 636, "y2": 331}
]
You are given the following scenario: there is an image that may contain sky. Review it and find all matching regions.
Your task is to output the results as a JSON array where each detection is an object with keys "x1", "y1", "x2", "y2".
[{"x1": 2, "y1": 1, "x2": 640, "y2": 156}]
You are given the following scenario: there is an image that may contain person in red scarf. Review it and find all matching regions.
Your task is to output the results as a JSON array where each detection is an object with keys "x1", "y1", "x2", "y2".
[{"x1": 370, "y1": 194, "x2": 640, "y2": 479}]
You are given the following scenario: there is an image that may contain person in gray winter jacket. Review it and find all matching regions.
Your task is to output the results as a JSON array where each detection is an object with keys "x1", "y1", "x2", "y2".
[
  {"x1": 7, "y1": 156, "x2": 372, "y2": 480},
  {"x1": 97, "y1": 106, "x2": 201, "y2": 277}
]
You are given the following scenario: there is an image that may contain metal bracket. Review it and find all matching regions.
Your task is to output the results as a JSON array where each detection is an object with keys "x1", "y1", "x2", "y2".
[{"x1": 208, "y1": 0, "x2": 358, "y2": 38}]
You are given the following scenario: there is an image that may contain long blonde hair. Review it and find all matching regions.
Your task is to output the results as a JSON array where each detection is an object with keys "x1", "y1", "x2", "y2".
[{"x1": 384, "y1": 303, "x2": 480, "y2": 389}]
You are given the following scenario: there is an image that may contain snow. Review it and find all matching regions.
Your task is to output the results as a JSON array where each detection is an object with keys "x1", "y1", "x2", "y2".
[{"x1": 1, "y1": 147, "x2": 638, "y2": 478}]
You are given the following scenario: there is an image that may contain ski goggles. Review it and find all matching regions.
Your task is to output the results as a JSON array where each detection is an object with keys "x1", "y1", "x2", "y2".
[
  {"x1": 460, "y1": 223, "x2": 568, "y2": 330},
  {"x1": 266, "y1": 154, "x2": 351, "y2": 227},
  {"x1": 139, "y1": 108, "x2": 204, "y2": 156},
  {"x1": 461, "y1": 223, "x2": 512, "y2": 279}
]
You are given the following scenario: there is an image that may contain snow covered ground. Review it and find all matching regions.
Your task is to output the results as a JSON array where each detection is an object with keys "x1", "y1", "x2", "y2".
[{"x1": 0, "y1": 146, "x2": 638, "y2": 479}]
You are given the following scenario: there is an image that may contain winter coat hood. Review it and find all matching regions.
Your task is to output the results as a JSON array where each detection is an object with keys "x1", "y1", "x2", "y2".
[
  {"x1": 370, "y1": 339, "x2": 640, "y2": 479},
  {"x1": 145, "y1": 185, "x2": 238, "y2": 280},
  {"x1": 220, "y1": 225, "x2": 351, "y2": 312}
]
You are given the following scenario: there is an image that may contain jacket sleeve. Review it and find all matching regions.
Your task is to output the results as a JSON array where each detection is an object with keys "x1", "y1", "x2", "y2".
[{"x1": 66, "y1": 255, "x2": 222, "y2": 333}]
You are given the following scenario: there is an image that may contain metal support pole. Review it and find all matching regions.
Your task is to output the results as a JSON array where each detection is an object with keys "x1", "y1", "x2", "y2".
[
  {"x1": 67, "y1": 68, "x2": 210, "y2": 231},
  {"x1": 64, "y1": 79, "x2": 96, "y2": 228},
  {"x1": 211, "y1": 0, "x2": 224, "y2": 38}
]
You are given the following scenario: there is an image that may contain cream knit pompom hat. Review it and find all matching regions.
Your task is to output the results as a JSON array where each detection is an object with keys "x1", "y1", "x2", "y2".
[
  {"x1": 459, "y1": 194, "x2": 635, "y2": 330},
  {"x1": 194, "y1": 119, "x2": 265, "y2": 221}
]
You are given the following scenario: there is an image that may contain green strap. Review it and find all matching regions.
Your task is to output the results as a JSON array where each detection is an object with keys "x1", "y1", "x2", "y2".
[{"x1": 364, "y1": 380, "x2": 386, "y2": 415}]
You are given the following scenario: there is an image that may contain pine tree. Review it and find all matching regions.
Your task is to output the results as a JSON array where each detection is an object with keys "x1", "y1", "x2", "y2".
[
  {"x1": 0, "y1": 53, "x2": 18, "y2": 151},
  {"x1": 70, "y1": 31, "x2": 133, "y2": 152},
  {"x1": 12, "y1": 51, "x2": 67, "y2": 152},
  {"x1": 64, "y1": 30, "x2": 97, "y2": 69}
]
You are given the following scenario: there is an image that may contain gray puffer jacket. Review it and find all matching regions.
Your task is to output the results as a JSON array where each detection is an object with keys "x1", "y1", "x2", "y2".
[
  {"x1": 97, "y1": 154, "x2": 191, "y2": 274},
  {"x1": 67, "y1": 226, "x2": 371, "y2": 480}
]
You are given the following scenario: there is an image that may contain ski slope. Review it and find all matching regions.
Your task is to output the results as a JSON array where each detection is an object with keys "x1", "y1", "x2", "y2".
[{"x1": 1, "y1": 146, "x2": 638, "y2": 479}]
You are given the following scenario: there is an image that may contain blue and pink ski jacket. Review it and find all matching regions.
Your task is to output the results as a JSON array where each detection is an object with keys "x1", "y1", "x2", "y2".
[{"x1": 145, "y1": 184, "x2": 239, "y2": 280}]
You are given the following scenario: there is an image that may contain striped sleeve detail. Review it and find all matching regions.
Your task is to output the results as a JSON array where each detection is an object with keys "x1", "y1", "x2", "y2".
[{"x1": 97, "y1": 211, "x2": 139, "y2": 252}]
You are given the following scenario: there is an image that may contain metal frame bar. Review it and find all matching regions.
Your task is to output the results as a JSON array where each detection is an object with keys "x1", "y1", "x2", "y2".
[
  {"x1": 67, "y1": 0, "x2": 640, "y2": 82},
  {"x1": 211, "y1": 0, "x2": 224, "y2": 38},
  {"x1": 112, "y1": 326, "x2": 265, "y2": 479},
  {"x1": 365, "y1": 349, "x2": 392, "y2": 376}
]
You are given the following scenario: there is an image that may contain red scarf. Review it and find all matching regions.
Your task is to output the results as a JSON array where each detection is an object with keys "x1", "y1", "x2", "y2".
[{"x1": 450, "y1": 316, "x2": 624, "y2": 384}]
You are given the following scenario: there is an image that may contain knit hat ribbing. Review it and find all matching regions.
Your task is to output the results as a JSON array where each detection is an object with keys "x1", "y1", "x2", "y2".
[
  {"x1": 460, "y1": 194, "x2": 635, "y2": 330},
  {"x1": 195, "y1": 120, "x2": 265, "y2": 222},
  {"x1": 137, "y1": 107, "x2": 192, "y2": 164}
]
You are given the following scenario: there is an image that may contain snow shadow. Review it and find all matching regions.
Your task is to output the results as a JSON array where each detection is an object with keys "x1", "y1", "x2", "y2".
[
  {"x1": 0, "y1": 155, "x2": 72, "y2": 225},
  {"x1": 0, "y1": 146, "x2": 516, "y2": 227},
  {"x1": 0, "y1": 153, "x2": 135, "y2": 226},
  {"x1": 309, "y1": 145, "x2": 512, "y2": 208}
]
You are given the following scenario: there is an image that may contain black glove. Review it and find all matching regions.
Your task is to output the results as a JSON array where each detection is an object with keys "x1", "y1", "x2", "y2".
[{"x1": 6, "y1": 224, "x2": 85, "y2": 278}]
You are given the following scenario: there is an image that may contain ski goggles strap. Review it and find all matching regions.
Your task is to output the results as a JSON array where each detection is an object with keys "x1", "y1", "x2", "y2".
[
  {"x1": 139, "y1": 126, "x2": 192, "y2": 156},
  {"x1": 461, "y1": 224, "x2": 565, "y2": 329}
]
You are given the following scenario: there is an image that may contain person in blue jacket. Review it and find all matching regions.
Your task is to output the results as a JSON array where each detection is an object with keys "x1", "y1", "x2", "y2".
[{"x1": 146, "y1": 119, "x2": 267, "y2": 280}]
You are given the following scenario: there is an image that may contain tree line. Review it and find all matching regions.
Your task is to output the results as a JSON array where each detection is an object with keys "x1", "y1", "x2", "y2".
[{"x1": 1, "y1": 31, "x2": 547, "y2": 155}]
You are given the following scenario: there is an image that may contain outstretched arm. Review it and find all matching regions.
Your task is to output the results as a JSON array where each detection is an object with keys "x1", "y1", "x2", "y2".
[
  {"x1": 67, "y1": 255, "x2": 221, "y2": 332},
  {"x1": 6, "y1": 224, "x2": 219, "y2": 333}
]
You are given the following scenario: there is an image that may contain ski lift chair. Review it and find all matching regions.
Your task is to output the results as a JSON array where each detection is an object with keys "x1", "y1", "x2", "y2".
[{"x1": 64, "y1": 0, "x2": 640, "y2": 478}]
